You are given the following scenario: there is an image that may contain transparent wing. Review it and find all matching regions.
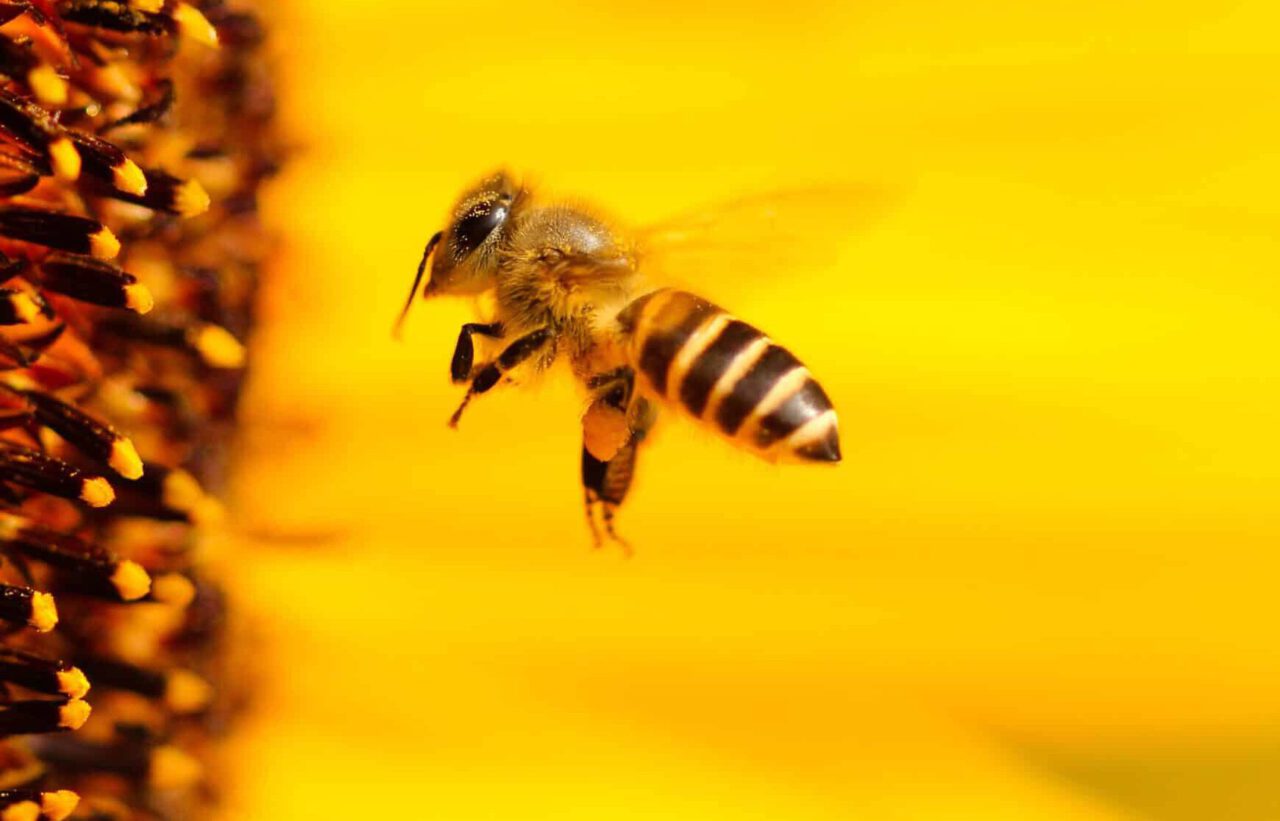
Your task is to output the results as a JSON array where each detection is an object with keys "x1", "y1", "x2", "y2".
[{"x1": 633, "y1": 182, "x2": 894, "y2": 300}]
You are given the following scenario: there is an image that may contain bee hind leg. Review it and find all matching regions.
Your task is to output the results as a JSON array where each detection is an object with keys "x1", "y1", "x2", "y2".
[
  {"x1": 582, "y1": 447, "x2": 633, "y2": 557},
  {"x1": 580, "y1": 397, "x2": 655, "y2": 554}
]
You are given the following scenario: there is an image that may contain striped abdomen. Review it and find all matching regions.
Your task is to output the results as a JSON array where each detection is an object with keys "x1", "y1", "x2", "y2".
[{"x1": 618, "y1": 289, "x2": 840, "y2": 462}]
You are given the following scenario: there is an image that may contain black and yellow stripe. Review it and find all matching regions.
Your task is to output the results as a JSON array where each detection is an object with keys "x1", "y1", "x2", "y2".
[{"x1": 619, "y1": 289, "x2": 840, "y2": 462}]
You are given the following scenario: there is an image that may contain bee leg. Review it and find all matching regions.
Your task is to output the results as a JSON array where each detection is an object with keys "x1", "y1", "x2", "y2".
[
  {"x1": 586, "y1": 366, "x2": 635, "y2": 404},
  {"x1": 582, "y1": 445, "x2": 631, "y2": 555},
  {"x1": 450, "y1": 322, "x2": 503, "y2": 384},
  {"x1": 448, "y1": 327, "x2": 553, "y2": 428},
  {"x1": 583, "y1": 489, "x2": 603, "y2": 548},
  {"x1": 582, "y1": 366, "x2": 635, "y2": 462},
  {"x1": 581, "y1": 397, "x2": 655, "y2": 554}
]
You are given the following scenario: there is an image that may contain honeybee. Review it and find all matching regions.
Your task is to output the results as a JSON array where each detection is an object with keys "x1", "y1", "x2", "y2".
[{"x1": 397, "y1": 171, "x2": 841, "y2": 546}]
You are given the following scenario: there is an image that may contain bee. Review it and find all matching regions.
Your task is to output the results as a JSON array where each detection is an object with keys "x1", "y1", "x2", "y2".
[{"x1": 397, "y1": 171, "x2": 841, "y2": 546}]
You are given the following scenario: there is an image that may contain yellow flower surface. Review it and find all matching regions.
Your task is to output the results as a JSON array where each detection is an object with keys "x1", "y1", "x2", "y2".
[{"x1": 228, "y1": 1, "x2": 1280, "y2": 818}]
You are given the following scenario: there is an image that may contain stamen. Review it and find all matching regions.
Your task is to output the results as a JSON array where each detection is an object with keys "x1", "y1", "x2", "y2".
[
  {"x1": 37, "y1": 253, "x2": 155, "y2": 314},
  {"x1": 0, "y1": 0, "x2": 276, "y2": 811},
  {"x1": 0, "y1": 584, "x2": 56, "y2": 631},
  {"x1": 107, "y1": 169, "x2": 210, "y2": 217},
  {"x1": 0, "y1": 444, "x2": 115, "y2": 506},
  {"x1": 149, "y1": 745, "x2": 202, "y2": 789},
  {"x1": 149, "y1": 572, "x2": 195, "y2": 606},
  {"x1": 109, "y1": 559, "x2": 150, "y2": 599},
  {"x1": 80, "y1": 477, "x2": 115, "y2": 506},
  {"x1": 164, "y1": 669, "x2": 213, "y2": 713},
  {"x1": 0, "y1": 90, "x2": 80, "y2": 181},
  {"x1": 26, "y1": 65, "x2": 68, "y2": 106},
  {"x1": 187, "y1": 322, "x2": 245, "y2": 368},
  {"x1": 90, "y1": 226, "x2": 121, "y2": 260},
  {"x1": 110, "y1": 439, "x2": 144, "y2": 478},
  {"x1": 23, "y1": 737, "x2": 199, "y2": 788},
  {"x1": 172, "y1": 177, "x2": 211, "y2": 216},
  {"x1": 100, "y1": 315, "x2": 245, "y2": 367},
  {"x1": 0, "y1": 517, "x2": 152, "y2": 601},
  {"x1": 171, "y1": 3, "x2": 219, "y2": 48},
  {"x1": 17, "y1": 387, "x2": 143, "y2": 478},
  {"x1": 47, "y1": 138, "x2": 81, "y2": 182},
  {"x1": 40, "y1": 790, "x2": 79, "y2": 821},
  {"x1": 0, "y1": 798, "x2": 37, "y2": 821},
  {"x1": 0, "y1": 648, "x2": 89, "y2": 698},
  {"x1": 0, "y1": 699, "x2": 89, "y2": 736},
  {"x1": 100, "y1": 79, "x2": 174, "y2": 132},
  {"x1": 74, "y1": 656, "x2": 212, "y2": 713},
  {"x1": 0, "y1": 207, "x2": 116, "y2": 258},
  {"x1": 120, "y1": 462, "x2": 205, "y2": 517},
  {"x1": 160, "y1": 468, "x2": 203, "y2": 512},
  {"x1": 123, "y1": 283, "x2": 154, "y2": 313},
  {"x1": 0, "y1": 289, "x2": 39, "y2": 324},
  {"x1": 57, "y1": 668, "x2": 91, "y2": 700},
  {"x1": 66, "y1": 132, "x2": 148, "y2": 196}
]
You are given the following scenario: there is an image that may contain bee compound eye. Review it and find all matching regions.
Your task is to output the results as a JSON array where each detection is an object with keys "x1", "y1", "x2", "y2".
[{"x1": 450, "y1": 200, "x2": 509, "y2": 260}]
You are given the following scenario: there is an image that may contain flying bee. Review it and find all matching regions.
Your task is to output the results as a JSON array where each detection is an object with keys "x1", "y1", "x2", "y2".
[{"x1": 397, "y1": 171, "x2": 842, "y2": 546}]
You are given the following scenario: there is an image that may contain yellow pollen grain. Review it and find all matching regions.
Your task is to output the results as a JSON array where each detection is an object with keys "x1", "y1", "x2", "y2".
[
  {"x1": 7, "y1": 291, "x2": 40, "y2": 324},
  {"x1": 26, "y1": 65, "x2": 67, "y2": 107},
  {"x1": 174, "y1": 179, "x2": 211, "y2": 217},
  {"x1": 58, "y1": 699, "x2": 91, "y2": 730},
  {"x1": 165, "y1": 669, "x2": 214, "y2": 713},
  {"x1": 173, "y1": 3, "x2": 220, "y2": 48},
  {"x1": 39, "y1": 791, "x2": 79, "y2": 821},
  {"x1": 149, "y1": 745, "x2": 203, "y2": 790},
  {"x1": 123, "y1": 283, "x2": 155, "y2": 314},
  {"x1": 89, "y1": 227, "x2": 120, "y2": 260},
  {"x1": 0, "y1": 801, "x2": 38, "y2": 821},
  {"x1": 110, "y1": 560, "x2": 152, "y2": 601},
  {"x1": 190, "y1": 323, "x2": 246, "y2": 368},
  {"x1": 162, "y1": 469, "x2": 203, "y2": 512},
  {"x1": 80, "y1": 476, "x2": 116, "y2": 507},
  {"x1": 48, "y1": 138, "x2": 81, "y2": 182},
  {"x1": 88, "y1": 62, "x2": 140, "y2": 103},
  {"x1": 151, "y1": 573, "x2": 196, "y2": 607},
  {"x1": 128, "y1": 0, "x2": 164, "y2": 12},
  {"x1": 56, "y1": 667, "x2": 91, "y2": 699},
  {"x1": 109, "y1": 437, "x2": 145, "y2": 479},
  {"x1": 190, "y1": 495, "x2": 225, "y2": 526},
  {"x1": 113, "y1": 158, "x2": 148, "y2": 196},
  {"x1": 29, "y1": 591, "x2": 57, "y2": 632}
]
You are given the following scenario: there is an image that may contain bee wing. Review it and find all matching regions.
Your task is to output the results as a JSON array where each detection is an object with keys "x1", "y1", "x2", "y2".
[{"x1": 633, "y1": 183, "x2": 893, "y2": 299}]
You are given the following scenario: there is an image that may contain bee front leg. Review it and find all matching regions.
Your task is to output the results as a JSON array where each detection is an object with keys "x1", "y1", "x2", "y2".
[
  {"x1": 448, "y1": 327, "x2": 553, "y2": 428},
  {"x1": 450, "y1": 322, "x2": 503, "y2": 383}
]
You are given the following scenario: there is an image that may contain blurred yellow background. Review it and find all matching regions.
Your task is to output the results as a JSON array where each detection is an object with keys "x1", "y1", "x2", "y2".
[{"x1": 220, "y1": 1, "x2": 1279, "y2": 818}]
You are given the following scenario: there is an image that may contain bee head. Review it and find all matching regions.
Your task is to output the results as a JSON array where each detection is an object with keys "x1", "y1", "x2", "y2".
[
  {"x1": 426, "y1": 170, "x2": 520, "y2": 296},
  {"x1": 394, "y1": 171, "x2": 523, "y2": 337}
]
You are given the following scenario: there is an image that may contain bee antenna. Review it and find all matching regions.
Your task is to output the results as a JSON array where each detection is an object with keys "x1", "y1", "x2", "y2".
[{"x1": 393, "y1": 231, "x2": 443, "y2": 339}]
